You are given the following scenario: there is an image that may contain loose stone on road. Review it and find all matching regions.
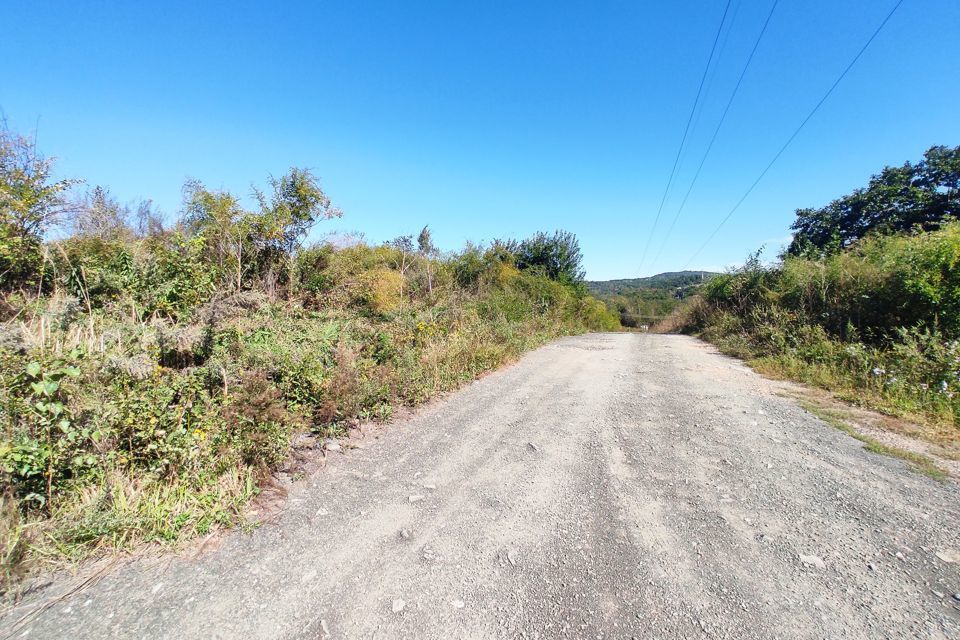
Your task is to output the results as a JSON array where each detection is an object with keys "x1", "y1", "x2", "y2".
[{"x1": 4, "y1": 333, "x2": 959, "y2": 639}]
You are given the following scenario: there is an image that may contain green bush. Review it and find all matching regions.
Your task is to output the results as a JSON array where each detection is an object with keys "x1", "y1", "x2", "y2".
[
  {"x1": 0, "y1": 119, "x2": 618, "y2": 587},
  {"x1": 684, "y1": 224, "x2": 960, "y2": 428}
]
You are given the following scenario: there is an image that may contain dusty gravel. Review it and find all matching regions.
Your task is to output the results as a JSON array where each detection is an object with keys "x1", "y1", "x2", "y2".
[{"x1": 4, "y1": 333, "x2": 960, "y2": 639}]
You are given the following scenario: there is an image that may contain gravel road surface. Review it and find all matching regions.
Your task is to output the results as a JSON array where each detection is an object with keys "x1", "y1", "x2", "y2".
[{"x1": 4, "y1": 333, "x2": 959, "y2": 639}]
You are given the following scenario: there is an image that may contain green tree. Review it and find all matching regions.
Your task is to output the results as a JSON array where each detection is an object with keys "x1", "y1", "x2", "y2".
[
  {"x1": 252, "y1": 168, "x2": 343, "y2": 295},
  {"x1": 515, "y1": 230, "x2": 585, "y2": 284},
  {"x1": 788, "y1": 145, "x2": 960, "y2": 257},
  {"x1": 180, "y1": 168, "x2": 342, "y2": 294},
  {"x1": 181, "y1": 179, "x2": 250, "y2": 290},
  {"x1": 0, "y1": 125, "x2": 79, "y2": 290}
]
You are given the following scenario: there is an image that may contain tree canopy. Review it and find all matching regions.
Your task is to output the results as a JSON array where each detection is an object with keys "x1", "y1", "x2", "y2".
[
  {"x1": 514, "y1": 230, "x2": 585, "y2": 284},
  {"x1": 0, "y1": 125, "x2": 79, "y2": 288},
  {"x1": 787, "y1": 145, "x2": 959, "y2": 257}
]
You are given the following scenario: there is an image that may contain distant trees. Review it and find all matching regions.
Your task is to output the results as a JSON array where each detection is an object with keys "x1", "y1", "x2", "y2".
[
  {"x1": 0, "y1": 119, "x2": 591, "y2": 318},
  {"x1": 788, "y1": 145, "x2": 960, "y2": 257},
  {"x1": 384, "y1": 228, "x2": 586, "y2": 295}
]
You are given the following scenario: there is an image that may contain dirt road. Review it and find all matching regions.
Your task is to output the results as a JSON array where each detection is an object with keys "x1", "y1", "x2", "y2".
[{"x1": 4, "y1": 333, "x2": 960, "y2": 639}]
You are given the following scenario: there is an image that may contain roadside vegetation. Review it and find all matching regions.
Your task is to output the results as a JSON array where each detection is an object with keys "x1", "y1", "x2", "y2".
[
  {"x1": 795, "y1": 399, "x2": 948, "y2": 482},
  {"x1": 0, "y1": 124, "x2": 618, "y2": 588},
  {"x1": 666, "y1": 145, "x2": 960, "y2": 441}
]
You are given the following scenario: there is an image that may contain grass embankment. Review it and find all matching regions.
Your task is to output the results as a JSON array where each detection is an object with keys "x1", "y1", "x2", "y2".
[
  {"x1": 665, "y1": 145, "x2": 960, "y2": 444},
  {"x1": 662, "y1": 222, "x2": 960, "y2": 451},
  {"x1": 0, "y1": 243, "x2": 616, "y2": 588},
  {"x1": 0, "y1": 125, "x2": 619, "y2": 589}
]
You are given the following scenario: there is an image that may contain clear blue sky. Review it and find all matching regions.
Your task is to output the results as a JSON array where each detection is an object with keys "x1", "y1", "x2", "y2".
[{"x1": 2, "y1": 1, "x2": 958, "y2": 279}]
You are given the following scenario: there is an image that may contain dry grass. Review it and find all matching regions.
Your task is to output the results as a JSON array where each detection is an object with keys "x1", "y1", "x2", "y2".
[
  {"x1": 751, "y1": 357, "x2": 960, "y2": 451},
  {"x1": 791, "y1": 394, "x2": 952, "y2": 482},
  {"x1": 0, "y1": 494, "x2": 29, "y2": 593}
]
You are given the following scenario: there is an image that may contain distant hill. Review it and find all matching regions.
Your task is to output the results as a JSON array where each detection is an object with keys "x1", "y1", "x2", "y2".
[
  {"x1": 586, "y1": 271, "x2": 719, "y2": 328},
  {"x1": 586, "y1": 271, "x2": 717, "y2": 296}
]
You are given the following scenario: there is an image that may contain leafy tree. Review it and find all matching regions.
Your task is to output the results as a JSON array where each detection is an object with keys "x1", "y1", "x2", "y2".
[
  {"x1": 0, "y1": 125, "x2": 79, "y2": 289},
  {"x1": 253, "y1": 168, "x2": 343, "y2": 295},
  {"x1": 181, "y1": 168, "x2": 342, "y2": 294},
  {"x1": 515, "y1": 230, "x2": 585, "y2": 284},
  {"x1": 788, "y1": 145, "x2": 960, "y2": 257},
  {"x1": 253, "y1": 168, "x2": 342, "y2": 257},
  {"x1": 181, "y1": 179, "x2": 249, "y2": 290}
]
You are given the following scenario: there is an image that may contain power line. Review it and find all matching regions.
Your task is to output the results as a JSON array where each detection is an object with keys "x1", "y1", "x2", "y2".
[
  {"x1": 651, "y1": 0, "x2": 779, "y2": 268},
  {"x1": 684, "y1": 0, "x2": 905, "y2": 269},
  {"x1": 682, "y1": 0, "x2": 743, "y2": 169},
  {"x1": 637, "y1": 0, "x2": 733, "y2": 273}
]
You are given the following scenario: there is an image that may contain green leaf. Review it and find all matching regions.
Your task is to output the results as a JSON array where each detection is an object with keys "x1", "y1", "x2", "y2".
[
  {"x1": 63, "y1": 366, "x2": 81, "y2": 377},
  {"x1": 25, "y1": 361, "x2": 41, "y2": 377},
  {"x1": 44, "y1": 380, "x2": 60, "y2": 395},
  {"x1": 24, "y1": 492, "x2": 46, "y2": 507}
]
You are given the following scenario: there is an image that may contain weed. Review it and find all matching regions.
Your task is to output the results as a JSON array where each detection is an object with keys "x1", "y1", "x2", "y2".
[
  {"x1": 0, "y1": 493, "x2": 28, "y2": 593},
  {"x1": 0, "y1": 240, "x2": 617, "y2": 586},
  {"x1": 797, "y1": 400, "x2": 948, "y2": 482}
]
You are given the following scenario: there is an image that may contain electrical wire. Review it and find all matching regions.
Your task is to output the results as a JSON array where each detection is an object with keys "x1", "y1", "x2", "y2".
[
  {"x1": 683, "y1": 0, "x2": 905, "y2": 269},
  {"x1": 651, "y1": 0, "x2": 779, "y2": 268},
  {"x1": 637, "y1": 0, "x2": 734, "y2": 273}
]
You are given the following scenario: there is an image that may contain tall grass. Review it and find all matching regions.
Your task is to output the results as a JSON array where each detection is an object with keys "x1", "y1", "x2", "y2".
[
  {"x1": 673, "y1": 222, "x2": 960, "y2": 436},
  {"x1": 0, "y1": 240, "x2": 618, "y2": 589},
  {"x1": 0, "y1": 124, "x2": 620, "y2": 590}
]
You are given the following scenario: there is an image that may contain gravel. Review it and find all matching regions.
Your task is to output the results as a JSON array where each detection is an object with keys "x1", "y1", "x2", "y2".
[{"x1": 3, "y1": 333, "x2": 959, "y2": 639}]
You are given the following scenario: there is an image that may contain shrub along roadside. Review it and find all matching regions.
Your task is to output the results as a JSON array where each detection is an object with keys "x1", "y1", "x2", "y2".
[
  {"x1": 0, "y1": 243, "x2": 617, "y2": 589},
  {"x1": 667, "y1": 222, "x2": 960, "y2": 442},
  {"x1": 0, "y1": 123, "x2": 620, "y2": 590}
]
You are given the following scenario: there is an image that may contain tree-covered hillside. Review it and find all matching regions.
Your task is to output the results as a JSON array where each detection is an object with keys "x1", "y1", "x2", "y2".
[{"x1": 587, "y1": 271, "x2": 716, "y2": 328}]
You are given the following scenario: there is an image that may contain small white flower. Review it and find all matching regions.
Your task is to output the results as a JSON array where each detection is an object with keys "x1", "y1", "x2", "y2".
[{"x1": 872, "y1": 367, "x2": 885, "y2": 376}]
